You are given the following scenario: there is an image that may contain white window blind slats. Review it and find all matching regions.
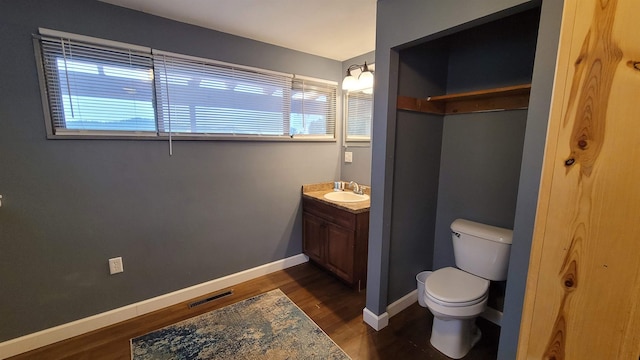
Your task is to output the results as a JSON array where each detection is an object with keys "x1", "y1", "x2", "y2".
[
  {"x1": 154, "y1": 54, "x2": 292, "y2": 136},
  {"x1": 290, "y1": 79, "x2": 336, "y2": 137},
  {"x1": 38, "y1": 30, "x2": 337, "y2": 139},
  {"x1": 345, "y1": 91, "x2": 373, "y2": 141},
  {"x1": 40, "y1": 38, "x2": 156, "y2": 133}
]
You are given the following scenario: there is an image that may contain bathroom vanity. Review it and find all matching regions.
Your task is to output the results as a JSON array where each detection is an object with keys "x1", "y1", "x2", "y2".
[{"x1": 301, "y1": 183, "x2": 370, "y2": 290}]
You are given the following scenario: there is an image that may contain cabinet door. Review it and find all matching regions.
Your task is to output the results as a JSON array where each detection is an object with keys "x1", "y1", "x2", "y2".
[
  {"x1": 303, "y1": 212, "x2": 325, "y2": 264},
  {"x1": 517, "y1": 0, "x2": 640, "y2": 358},
  {"x1": 325, "y1": 223, "x2": 355, "y2": 283}
]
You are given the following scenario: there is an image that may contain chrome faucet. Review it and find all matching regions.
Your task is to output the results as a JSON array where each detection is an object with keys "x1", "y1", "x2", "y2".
[{"x1": 349, "y1": 181, "x2": 364, "y2": 195}]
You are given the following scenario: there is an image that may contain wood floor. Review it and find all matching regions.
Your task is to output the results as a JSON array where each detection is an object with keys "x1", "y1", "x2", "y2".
[{"x1": 9, "y1": 262, "x2": 499, "y2": 359}]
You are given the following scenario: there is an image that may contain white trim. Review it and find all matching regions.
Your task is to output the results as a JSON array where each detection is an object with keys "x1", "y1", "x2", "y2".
[
  {"x1": 387, "y1": 289, "x2": 418, "y2": 317},
  {"x1": 480, "y1": 306, "x2": 503, "y2": 326},
  {"x1": 0, "y1": 254, "x2": 309, "y2": 359},
  {"x1": 361, "y1": 289, "x2": 419, "y2": 331},
  {"x1": 362, "y1": 287, "x2": 504, "y2": 332},
  {"x1": 362, "y1": 308, "x2": 389, "y2": 331}
]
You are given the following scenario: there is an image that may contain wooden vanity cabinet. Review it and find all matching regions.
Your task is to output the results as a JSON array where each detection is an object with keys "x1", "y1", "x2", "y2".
[{"x1": 302, "y1": 197, "x2": 369, "y2": 289}]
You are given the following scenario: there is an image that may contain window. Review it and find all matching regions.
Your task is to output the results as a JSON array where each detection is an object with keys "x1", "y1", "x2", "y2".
[
  {"x1": 290, "y1": 79, "x2": 336, "y2": 137},
  {"x1": 345, "y1": 89, "x2": 373, "y2": 142},
  {"x1": 36, "y1": 29, "x2": 337, "y2": 140},
  {"x1": 39, "y1": 34, "x2": 156, "y2": 134},
  {"x1": 154, "y1": 53, "x2": 291, "y2": 136}
]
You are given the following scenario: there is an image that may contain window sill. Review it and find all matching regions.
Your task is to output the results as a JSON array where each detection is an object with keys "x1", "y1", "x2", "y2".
[
  {"x1": 344, "y1": 141, "x2": 371, "y2": 148},
  {"x1": 47, "y1": 132, "x2": 337, "y2": 142}
]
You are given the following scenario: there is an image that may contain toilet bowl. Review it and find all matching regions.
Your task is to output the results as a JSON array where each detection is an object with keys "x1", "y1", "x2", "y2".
[
  {"x1": 423, "y1": 219, "x2": 513, "y2": 359},
  {"x1": 425, "y1": 267, "x2": 488, "y2": 316},
  {"x1": 424, "y1": 267, "x2": 489, "y2": 358}
]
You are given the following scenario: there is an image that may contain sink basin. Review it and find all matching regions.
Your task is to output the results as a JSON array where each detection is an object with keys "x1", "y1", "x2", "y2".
[{"x1": 324, "y1": 191, "x2": 370, "y2": 203}]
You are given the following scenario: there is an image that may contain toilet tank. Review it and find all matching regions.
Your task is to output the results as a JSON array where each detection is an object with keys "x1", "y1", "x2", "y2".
[{"x1": 451, "y1": 219, "x2": 513, "y2": 281}]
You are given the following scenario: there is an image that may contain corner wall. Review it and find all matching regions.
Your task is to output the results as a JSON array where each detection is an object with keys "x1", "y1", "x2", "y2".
[
  {"x1": 498, "y1": 0, "x2": 565, "y2": 358},
  {"x1": 341, "y1": 51, "x2": 375, "y2": 185},
  {"x1": 386, "y1": 41, "x2": 448, "y2": 302},
  {"x1": 368, "y1": 0, "x2": 535, "y2": 316},
  {"x1": 434, "y1": 111, "x2": 528, "y2": 269},
  {"x1": 432, "y1": 8, "x2": 540, "y2": 270},
  {"x1": 369, "y1": 2, "x2": 567, "y2": 359},
  {"x1": 0, "y1": 0, "x2": 341, "y2": 341}
]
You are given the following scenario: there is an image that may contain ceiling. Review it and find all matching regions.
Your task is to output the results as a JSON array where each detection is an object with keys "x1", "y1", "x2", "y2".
[{"x1": 100, "y1": 0, "x2": 377, "y2": 61}]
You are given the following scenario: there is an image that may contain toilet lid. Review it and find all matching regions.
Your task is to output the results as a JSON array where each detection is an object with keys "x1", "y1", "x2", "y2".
[{"x1": 425, "y1": 267, "x2": 489, "y2": 304}]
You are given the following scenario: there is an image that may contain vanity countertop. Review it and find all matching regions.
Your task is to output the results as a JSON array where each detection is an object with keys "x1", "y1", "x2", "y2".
[{"x1": 302, "y1": 182, "x2": 370, "y2": 214}]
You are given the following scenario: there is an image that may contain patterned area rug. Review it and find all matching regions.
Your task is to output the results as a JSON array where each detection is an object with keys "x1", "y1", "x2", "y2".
[{"x1": 131, "y1": 289, "x2": 350, "y2": 359}]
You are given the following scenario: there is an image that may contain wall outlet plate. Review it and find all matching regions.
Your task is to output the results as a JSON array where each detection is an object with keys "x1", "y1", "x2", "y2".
[
  {"x1": 108, "y1": 257, "x2": 124, "y2": 274},
  {"x1": 344, "y1": 151, "x2": 353, "y2": 163}
]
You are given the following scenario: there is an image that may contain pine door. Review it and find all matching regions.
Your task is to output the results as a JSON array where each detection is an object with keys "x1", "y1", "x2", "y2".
[{"x1": 517, "y1": 0, "x2": 640, "y2": 358}]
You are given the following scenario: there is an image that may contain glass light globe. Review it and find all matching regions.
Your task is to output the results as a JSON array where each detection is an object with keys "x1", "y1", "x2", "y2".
[
  {"x1": 342, "y1": 74, "x2": 358, "y2": 91},
  {"x1": 359, "y1": 70, "x2": 374, "y2": 89}
]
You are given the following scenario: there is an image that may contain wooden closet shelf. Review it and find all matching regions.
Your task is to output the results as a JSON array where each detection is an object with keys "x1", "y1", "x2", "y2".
[{"x1": 397, "y1": 83, "x2": 531, "y2": 115}]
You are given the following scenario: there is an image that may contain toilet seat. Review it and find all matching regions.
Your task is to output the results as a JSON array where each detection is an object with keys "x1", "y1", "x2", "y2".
[
  {"x1": 425, "y1": 290, "x2": 487, "y2": 307},
  {"x1": 425, "y1": 267, "x2": 489, "y2": 306}
]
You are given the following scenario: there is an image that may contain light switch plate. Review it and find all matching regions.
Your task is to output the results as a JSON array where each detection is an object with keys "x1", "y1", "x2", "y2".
[{"x1": 344, "y1": 151, "x2": 353, "y2": 163}]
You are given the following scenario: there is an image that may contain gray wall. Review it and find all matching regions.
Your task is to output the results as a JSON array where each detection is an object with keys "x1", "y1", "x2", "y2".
[
  {"x1": 433, "y1": 111, "x2": 528, "y2": 269},
  {"x1": 0, "y1": 0, "x2": 342, "y2": 341},
  {"x1": 386, "y1": 12, "x2": 537, "y2": 302},
  {"x1": 341, "y1": 51, "x2": 375, "y2": 185},
  {"x1": 386, "y1": 41, "x2": 448, "y2": 302},
  {"x1": 370, "y1": 0, "x2": 566, "y2": 357},
  {"x1": 498, "y1": 0, "x2": 564, "y2": 358},
  {"x1": 445, "y1": 9, "x2": 541, "y2": 93},
  {"x1": 432, "y1": 9, "x2": 539, "y2": 270},
  {"x1": 388, "y1": 112, "x2": 443, "y2": 301},
  {"x1": 368, "y1": 0, "x2": 535, "y2": 316}
]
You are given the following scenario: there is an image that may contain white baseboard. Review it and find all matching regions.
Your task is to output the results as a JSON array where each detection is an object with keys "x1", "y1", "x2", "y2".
[
  {"x1": 481, "y1": 306, "x2": 503, "y2": 326},
  {"x1": 387, "y1": 289, "x2": 417, "y2": 317},
  {"x1": 362, "y1": 307, "x2": 389, "y2": 331},
  {"x1": 362, "y1": 288, "x2": 420, "y2": 331},
  {"x1": 362, "y1": 286, "x2": 505, "y2": 332},
  {"x1": 0, "y1": 254, "x2": 309, "y2": 359}
]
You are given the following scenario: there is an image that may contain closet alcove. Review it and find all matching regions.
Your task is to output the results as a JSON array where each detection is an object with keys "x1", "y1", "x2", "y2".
[{"x1": 388, "y1": 8, "x2": 541, "y2": 312}]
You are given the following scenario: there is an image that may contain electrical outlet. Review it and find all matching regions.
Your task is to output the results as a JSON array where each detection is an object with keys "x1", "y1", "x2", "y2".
[
  {"x1": 344, "y1": 151, "x2": 353, "y2": 163},
  {"x1": 108, "y1": 257, "x2": 124, "y2": 275}
]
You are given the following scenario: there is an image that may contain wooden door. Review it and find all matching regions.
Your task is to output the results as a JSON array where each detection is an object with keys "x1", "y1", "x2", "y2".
[
  {"x1": 302, "y1": 212, "x2": 325, "y2": 264},
  {"x1": 517, "y1": 0, "x2": 640, "y2": 359},
  {"x1": 325, "y1": 223, "x2": 355, "y2": 283}
]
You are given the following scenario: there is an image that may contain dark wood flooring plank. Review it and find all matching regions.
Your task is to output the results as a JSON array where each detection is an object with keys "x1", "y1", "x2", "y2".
[{"x1": 8, "y1": 262, "x2": 499, "y2": 360}]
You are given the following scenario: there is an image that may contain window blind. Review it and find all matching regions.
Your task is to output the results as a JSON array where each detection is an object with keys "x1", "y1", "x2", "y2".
[
  {"x1": 39, "y1": 34, "x2": 156, "y2": 134},
  {"x1": 290, "y1": 78, "x2": 336, "y2": 137},
  {"x1": 154, "y1": 52, "x2": 293, "y2": 136},
  {"x1": 36, "y1": 28, "x2": 337, "y2": 140},
  {"x1": 345, "y1": 90, "x2": 373, "y2": 141}
]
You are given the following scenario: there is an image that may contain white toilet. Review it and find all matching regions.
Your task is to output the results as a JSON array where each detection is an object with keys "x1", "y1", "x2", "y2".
[{"x1": 424, "y1": 219, "x2": 513, "y2": 359}]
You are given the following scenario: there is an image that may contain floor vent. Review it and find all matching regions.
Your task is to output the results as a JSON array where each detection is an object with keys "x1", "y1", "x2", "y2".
[{"x1": 188, "y1": 290, "x2": 233, "y2": 308}]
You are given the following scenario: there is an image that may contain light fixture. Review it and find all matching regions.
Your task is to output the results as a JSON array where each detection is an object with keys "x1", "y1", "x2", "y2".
[
  {"x1": 342, "y1": 62, "x2": 374, "y2": 92},
  {"x1": 341, "y1": 68, "x2": 358, "y2": 90}
]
